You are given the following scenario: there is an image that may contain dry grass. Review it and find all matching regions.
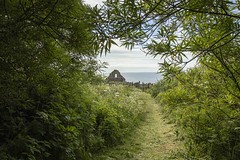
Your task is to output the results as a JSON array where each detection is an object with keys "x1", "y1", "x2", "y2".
[{"x1": 93, "y1": 95, "x2": 185, "y2": 160}]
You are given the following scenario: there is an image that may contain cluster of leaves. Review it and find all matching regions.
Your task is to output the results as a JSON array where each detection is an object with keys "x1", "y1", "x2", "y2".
[{"x1": 151, "y1": 65, "x2": 240, "y2": 159}]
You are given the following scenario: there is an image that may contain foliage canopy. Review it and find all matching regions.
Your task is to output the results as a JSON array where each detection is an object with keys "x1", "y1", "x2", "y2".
[{"x1": 100, "y1": 0, "x2": 240, "y2": 89}]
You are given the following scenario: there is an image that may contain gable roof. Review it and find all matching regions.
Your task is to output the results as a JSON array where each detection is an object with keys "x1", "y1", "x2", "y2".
[{"x1": 107, "y1": 70, "x2": 125, "y2": 82}]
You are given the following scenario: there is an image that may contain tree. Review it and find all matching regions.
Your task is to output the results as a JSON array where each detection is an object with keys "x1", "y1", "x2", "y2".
[
  {"x1": 100, "y1": 0, "x2": 240, "y2": 90},
  {"x1": 0, "y1": 0, "x2": 109, "y2": 159}
]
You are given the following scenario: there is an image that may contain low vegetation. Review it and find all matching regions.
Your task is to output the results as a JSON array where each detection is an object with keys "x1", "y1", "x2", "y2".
[
  {"x1": 89, "y1": 85, "x2": 148, "y2": 151},
  {"x1": 150, "y1": 65, "x2": 240, "y2": 159},
  {"x1": 0, "y1": 82, "x2": 148, "y2": 159},
  {"x1": 93, "y1": 93, "x2": 184, "y2": 160}
]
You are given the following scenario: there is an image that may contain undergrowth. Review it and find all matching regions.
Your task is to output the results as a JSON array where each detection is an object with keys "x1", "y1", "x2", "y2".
[
  {"x1": 89, "y1": 84, "x2": 148, "y2": 153},
  {"x1": 0, "y1": 83, "x2": 148, "y2": 160},
  {"x1": 150, "y1": 66, "x2": 240, "y2": 160}
]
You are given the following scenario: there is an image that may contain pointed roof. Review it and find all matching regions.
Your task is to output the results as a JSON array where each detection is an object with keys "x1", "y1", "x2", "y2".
[{"x1": 107, "y1": 70, "x2": 125, "y2": 82}]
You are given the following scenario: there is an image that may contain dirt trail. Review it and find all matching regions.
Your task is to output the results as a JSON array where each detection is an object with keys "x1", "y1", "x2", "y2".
[{"x1": 94, "y1": 98, "x2": 184, "y2": 160}]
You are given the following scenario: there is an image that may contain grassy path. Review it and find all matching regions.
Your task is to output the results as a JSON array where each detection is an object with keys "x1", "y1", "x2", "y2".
[{"x1": 93, "y1": 96, "x2": 184, "y2": 160}]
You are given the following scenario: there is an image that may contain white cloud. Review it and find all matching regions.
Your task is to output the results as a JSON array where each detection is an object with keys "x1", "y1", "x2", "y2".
[
  {"x1": 84, "y1": 0, "x2": 103, "y2": 7},
  {"x1": 98, "y1": 42, "x2": 162, "y2": 73},
  {"x1": 83, "y1": 2, "x2": 195, "y2": 73}
]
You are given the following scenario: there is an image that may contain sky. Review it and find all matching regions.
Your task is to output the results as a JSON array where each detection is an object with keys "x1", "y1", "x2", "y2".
[
  {"x1": 85, "y1": 0, "x2": 196, "y2": 74},
  {"x1": 85, "y1": 0, "x2": 103, "y2": 6},
  {"x1": 85, "y1": 0, "x2": 162, "y2": 73},
  {"x1": 98, "y1": 43, "x2": 162, "y2": 73}
]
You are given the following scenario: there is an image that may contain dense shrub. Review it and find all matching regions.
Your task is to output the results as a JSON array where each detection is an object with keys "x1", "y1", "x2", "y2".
[
  {"x1": 0, "y1": 77, "x2": 148, "y2": 160},
  {"x1": 148, "y1": 78, "x2": 178, "y2": 98},
  {"x1": 0, "y1": 1, "x2": 147, "y2": 159},
  {"x1": 152, "y1": 66, "x2": 240, "y2": 159},
  {"x1": 90, "y1": 85, "x2": 148, "y2": 152}
]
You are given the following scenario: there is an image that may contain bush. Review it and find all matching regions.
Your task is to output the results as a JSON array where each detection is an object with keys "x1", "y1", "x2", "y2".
[
  {"x1": 89, "y1": 85, "x2": 148, "y2": 152},
  {"x1": 0, "y1": 79, "x2": 149, "y2": 160},
  {"x1": 152, "y1": 66, "x2": 240, "y2": 159}
]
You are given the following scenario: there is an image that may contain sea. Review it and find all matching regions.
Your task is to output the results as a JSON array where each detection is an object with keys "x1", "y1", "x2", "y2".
[{"x1": 120, "y1": 72, "x2": 162, "y2": 83}]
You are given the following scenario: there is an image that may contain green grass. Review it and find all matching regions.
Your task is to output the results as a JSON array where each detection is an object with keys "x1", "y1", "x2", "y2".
[{"x1": 93, "y1": 95, "x2": 185, "y2": 160}]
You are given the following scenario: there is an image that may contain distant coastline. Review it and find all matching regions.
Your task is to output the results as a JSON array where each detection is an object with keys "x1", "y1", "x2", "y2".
[
  {"x1": 122, "y1": 72, "x2": 162, "y2": 83},
  {"x1": 102, "y1": 72, "x2": 162, "y2": 83}
]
